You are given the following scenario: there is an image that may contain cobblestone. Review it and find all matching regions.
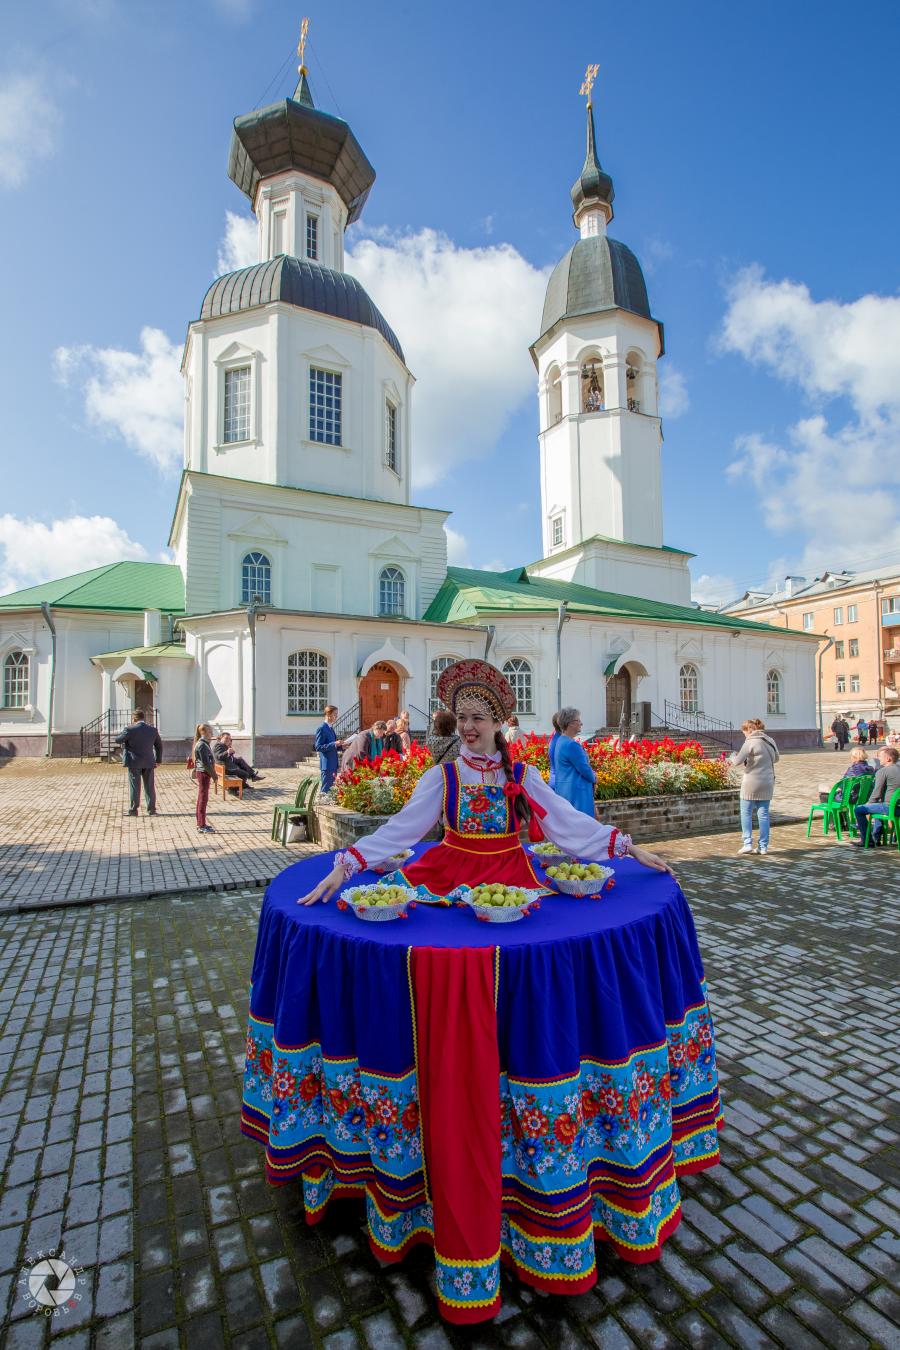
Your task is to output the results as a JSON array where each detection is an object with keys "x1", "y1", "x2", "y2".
[{"x1": 0, "y1": 822, "x2": 898, "y2": 1346}]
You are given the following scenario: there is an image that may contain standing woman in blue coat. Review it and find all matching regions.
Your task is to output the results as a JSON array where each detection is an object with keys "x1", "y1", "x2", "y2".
[{"x1": 553, "y1": 707, "x2": 597, "y2": 818}]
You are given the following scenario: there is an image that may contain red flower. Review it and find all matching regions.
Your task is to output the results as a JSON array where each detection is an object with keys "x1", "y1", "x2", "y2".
[
  {"x1": 581, "y1": 1089, "x2": 602, "y2": 1120},
  {"x1": 519, "y1": 1106, "x2": 550, "y2": 1137},
  {"x1": 328, "y1": 1088, "x2": 350, "y2": 1116},
  {"x1": 698, "y1": 1024, "x2": 712, "y2": 1046},
  {"x1": 598, "y1": 1086, "x2": 623, "y2": 1115},
  {"x1": 553, "y1": 1113, "x2": 579, "y2": 1145},
  {"x1": 373, "y1": 1096, "x2": 398, "y2": 1126},
  {"x1": 401, "y1": 1102, "x2": 420, "y2": 1132},
  {"x1": 635, "y1": 1070, "x2": 655, "y2": 1100},
  {"x1": 686, "y1": 1040, "x2": 699, "y2": 1062},
  {"x1": 658, "y1": 1073, "x2": 672, "y2": 1101},
  {"x1": 258, "y1": 1048, "x2": 273, "y2": 1078},
  {"x1": 627, "y1": 1091, "x2": 641, "y2": 1120},
  {"x1": 469, "y1": 794, "x2": 491, "y2": 813},
  {"x1": 273, "y1": 1069, "x2": 298, "y2": 1100},
  {"x1": 298, "y1": 1072, "x2": 320, "y2": 1102},
  {"x1": 245, "y1": 1035, "x2": 257, "y2": 1060}
]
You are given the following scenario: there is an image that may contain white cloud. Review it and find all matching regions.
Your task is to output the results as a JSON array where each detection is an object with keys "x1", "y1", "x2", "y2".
[
  {"x1": 217, "y1": 210, "x2": 257, "y2": 275},
  {"x1": 444, "y1": 526, "x2": 471, "y2": 567},
  {"x1": 641, "y1": 236, "x2": 674, "y2": 276},
  {"x1": 720, "y1": 267, "x2": 900, "y2": 575},
  {"x1": 658, "y1": 365, "x2": 690, "y2": 419},
  {"x1": 53, "y1": 327, "x2": 183, "y2": 474},
  {"x1": 0, "y1": 70, "x2": 59, "y2": 188},
  {"x1": 346, "y1": 227, "x2": 548, "y2": 487},
  {"x1": 690, "y1": 571, "x2": 739, "y2": 608},
  {"x1": 0, "y1": 514, "x2": 153, "y2": 595}
]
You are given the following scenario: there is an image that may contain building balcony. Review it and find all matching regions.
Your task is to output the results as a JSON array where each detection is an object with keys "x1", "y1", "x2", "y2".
[{"x1": 883, "y1": 648, "x2": 900, "y2": 662}]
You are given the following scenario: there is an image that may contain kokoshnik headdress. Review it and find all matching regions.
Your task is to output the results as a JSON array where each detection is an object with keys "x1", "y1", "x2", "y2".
[{"x1": 436, "y1": 660, "x2": 517, "y2": 721}]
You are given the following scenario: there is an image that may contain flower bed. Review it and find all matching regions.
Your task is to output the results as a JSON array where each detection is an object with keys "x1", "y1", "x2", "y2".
[
  {"x1": 330, "y1": 743, "x2": 433, "y2": 816},
  {"x1": 511, "y1": 733, "x2": 734, "y2": 800}
]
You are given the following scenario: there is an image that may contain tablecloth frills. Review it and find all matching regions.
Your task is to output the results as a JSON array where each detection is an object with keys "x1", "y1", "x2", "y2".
[{"x1": 240, "y1": 888, "x2": 723, "y2": 1318}]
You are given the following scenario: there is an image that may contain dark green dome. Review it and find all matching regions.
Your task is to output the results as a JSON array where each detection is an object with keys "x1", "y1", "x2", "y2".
[{"x1": 540, "y1": 235, "x2": 656, "y2": 338}]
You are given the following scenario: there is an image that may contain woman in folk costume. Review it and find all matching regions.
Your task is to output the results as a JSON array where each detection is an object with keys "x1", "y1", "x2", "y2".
[{"x1": 300, "y1": 660, "x2": 672, "y2": 904}]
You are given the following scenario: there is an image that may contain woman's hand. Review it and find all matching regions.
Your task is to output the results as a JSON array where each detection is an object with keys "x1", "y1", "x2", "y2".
[
  {"x1": 297, "y1": 863, "x2": 345, "y2": 905},
  {"x1": 628, "y1": 844, "x2": 675, "y2": 878}
]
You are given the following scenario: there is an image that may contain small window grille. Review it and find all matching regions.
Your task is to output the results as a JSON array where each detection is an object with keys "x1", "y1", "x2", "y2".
[
  {"x1": 385, "y1": 401, "x2": 398, "y2": 472},
  {"x1": 224, "y1": 366, "x2": 251, "y2": 443},
  {"x1": 287, "y1": 651, "x2": 329, "y2": 714},
  {"x1": 3, "y1": 652, "x2": 28, "y2": 708},
  {"x1": 306, "y1": 214, "x2": 319, "y2": 260},
  {"x1": 309, "y1": 368, "x2": 342, "y2": 445}
]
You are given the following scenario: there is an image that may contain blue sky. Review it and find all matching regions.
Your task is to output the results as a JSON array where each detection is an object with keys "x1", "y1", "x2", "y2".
[{"x1": 2, "y1": 0, "x2": 899, "y2": 601}]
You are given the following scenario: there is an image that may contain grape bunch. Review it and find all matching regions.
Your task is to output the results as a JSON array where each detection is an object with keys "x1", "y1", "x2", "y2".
[{"x1": 469, "y1": 884, "x2": 528, "y2": 908}]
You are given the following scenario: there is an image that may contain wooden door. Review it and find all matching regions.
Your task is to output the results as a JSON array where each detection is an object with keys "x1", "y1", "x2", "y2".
[
  {"x1": 134, "y1": 680, "x2": 155, "y2": 719},
  {"x1": 605, "y1": 671, "x2": 631, "y2": 728},
  {"x1": 359, "y1": 663, "x2": 400, "y2": 727}
]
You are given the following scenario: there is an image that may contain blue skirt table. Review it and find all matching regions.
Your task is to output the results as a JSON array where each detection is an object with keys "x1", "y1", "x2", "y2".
[{"x1": 241, "y1": 843, "x2": 723, "y2": 1324}]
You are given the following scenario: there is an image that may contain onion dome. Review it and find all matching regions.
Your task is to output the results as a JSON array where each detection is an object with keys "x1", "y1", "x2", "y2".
[{"x1": 570, "y1": 103, "x2": 614, "y2": 225}]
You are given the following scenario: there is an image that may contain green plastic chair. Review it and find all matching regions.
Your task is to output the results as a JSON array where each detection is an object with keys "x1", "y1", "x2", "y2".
[
  {"x1": 862, "y1": 786, "x2": 900, "y2": 850},
  {"x1": 271, "y1": 778, "x2": 317, "y2": 846},
  {"x1": 841, "y1": 775, "x2": 874, "y2": 836},
  {"x1": 807, "y1": 779, "x2": 846, "y2": 839}
]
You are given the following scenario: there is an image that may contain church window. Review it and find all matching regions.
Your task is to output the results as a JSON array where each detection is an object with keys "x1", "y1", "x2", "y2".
[
  {"x1": 551, "y1": 515, "x2": 564, "y2": 548},
  {"x1": 271, "y1": 200, "x2": 288, "y2": 255},
  {"x1": 626, "y1": 352, "x2": 642, "y2": 413},
  {"x1": 580, "y1": 358, "x2": 604, "y2": 413},
  {"x1": 429, "y1": 655, "x2": 460, "y2": 716},
  {"x1": 502, "y1": 658, "x2": 533, "y2": 715},
  {"x1": 385, "y1": 400, "x2": 398, "y2": 473},
  {"x1": 766, "y1": 668, "x2": 783, "y2": 715},
  {"x1": 546, "y1": 365, "x2": 562, "y2": 425},
  {"x1": 309, "y1": 368, "x2": 342, "y2": 445},
  {"x1": 287, "y1": 650, "x2": 329, "y2": 715},
  {"x1": 2, "y1": 652, "x2": 29, "y2": 708},
  {"x1": 679, "y1": 663, "x2": 699, "y2": 714},
  {"x1": 378, "y1": 566, "x2": 405, "y2": 617},
  {"x1": 241, "y1": 552, "x2": 271, "y2": 606},
  {"x1": 306, "y1": 213, "x2": 319, "y2": 261},
  {"x1": 224, "y1": 366, "x2": 251, "y2": 443}
]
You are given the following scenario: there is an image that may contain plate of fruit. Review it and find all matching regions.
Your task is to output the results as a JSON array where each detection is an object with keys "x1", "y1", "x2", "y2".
[
  {"x1": 544, "y1": 861, "x2": 614, "y2": 896},
  {"x1": 371, "y1": 849, "x2": 414, "y2": 874},
  {"x1": 528, "y1": 841, "x2": 575, "y2": 866},
  {"x1": 452, "y1": 883, "x2": 544, "y2": 922},
  {"x1": 338, "y1": 883, "x2": 415, "y2": 921}
]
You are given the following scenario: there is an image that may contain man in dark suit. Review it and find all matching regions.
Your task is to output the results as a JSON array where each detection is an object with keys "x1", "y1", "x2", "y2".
[
  {"x1": 115, "y1": 709, "x2": 163, "y2": 816},
  {"x1": 314, "y1": 705, "x2": 346, "y2": 792}
]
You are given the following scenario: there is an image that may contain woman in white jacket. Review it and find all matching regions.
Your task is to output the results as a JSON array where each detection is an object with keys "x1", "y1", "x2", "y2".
[{"x1": 730, "y1": 718, "x2": 780, "y2": 856}]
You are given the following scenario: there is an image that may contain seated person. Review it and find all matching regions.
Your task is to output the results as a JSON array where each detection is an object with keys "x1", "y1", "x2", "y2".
[
  {"x1": 817, "y1": 747, "x2": 875, "y2": 802},
  {"x1": 853, "y1": 746, "x2": 900, "y2": 848},
  {"x1": 213, "y1": 732, "x2": 264, "y2": 786}
]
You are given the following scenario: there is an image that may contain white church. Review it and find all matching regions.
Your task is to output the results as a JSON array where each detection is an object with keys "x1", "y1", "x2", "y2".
[{"x1": 0, "y1": 62, "x2": 821, "y2": 762}]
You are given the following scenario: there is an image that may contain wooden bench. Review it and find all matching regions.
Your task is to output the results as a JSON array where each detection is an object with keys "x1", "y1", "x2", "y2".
[{"x1": 214, "y1": 761, "x2": 244, "y2": 799}]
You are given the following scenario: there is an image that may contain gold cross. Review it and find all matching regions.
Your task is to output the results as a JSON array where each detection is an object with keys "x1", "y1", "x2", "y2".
[
  {"x1": 580, "y1": 63, "x2": 599, "y2": 107},
  {"x1": 297, "y1": 17, "x2": 310, "y2": 76}
]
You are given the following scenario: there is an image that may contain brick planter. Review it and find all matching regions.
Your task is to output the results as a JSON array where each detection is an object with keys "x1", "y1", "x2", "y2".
[
  {"x1": 595, "y1": 789, "x2": 741, "y2": 840},
  {"x1": 316, "y1": 790, "x2": 740, "y2": 850}
]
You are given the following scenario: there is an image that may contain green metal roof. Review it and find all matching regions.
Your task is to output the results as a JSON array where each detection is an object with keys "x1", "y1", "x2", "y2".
[
  {"x1": 0, "y1": 562, "x2": 185, "y2": 614},
  {"x1": 422, "y1": 567, "x2": 805, "y2": 636},
  {"x1": 92, "y1": 642, "x2": 193, "y2": 661}
]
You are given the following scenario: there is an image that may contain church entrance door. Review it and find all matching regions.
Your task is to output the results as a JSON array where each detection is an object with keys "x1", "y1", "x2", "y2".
[
  {"x1": 134, "y1": 680, "x2": 155, "y2": 719},
  {"x1": 359, "y1": 663, "x2": 400, "y2": 728},
  {"x1": 605, "y1": 671, "x2": 631, "y2": 728}
]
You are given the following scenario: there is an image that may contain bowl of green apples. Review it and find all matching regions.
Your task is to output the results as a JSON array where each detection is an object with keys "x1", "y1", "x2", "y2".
[
  {"x1": 453, "y1": 883, "x2": 543, "y2": 922},
  {"x1": 544, "y1": 861, "x2": 614, "y2": 896},
  {"x1": 528, "y1": 841, "x2": 574, "y2": 866},
  {"x1": 338, "y1": 883, "x2": 414, "y2": 921}
]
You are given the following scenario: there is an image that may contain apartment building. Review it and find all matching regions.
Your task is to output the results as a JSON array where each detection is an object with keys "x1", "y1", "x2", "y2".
[{"x1": 722, "y1": 566, "x2": 900, "y2": 733}]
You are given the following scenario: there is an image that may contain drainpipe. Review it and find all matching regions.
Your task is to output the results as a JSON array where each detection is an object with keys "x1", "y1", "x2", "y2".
[
  {"x1": 817, "y1": 635, "x2": 834, "y2": 744},
  {"x1": 483, "y1": 624, "x2": 496, "y2": 661},
  {"x1": 556, "y1": 601, "x2": 569, "y2": 710},
  {"x1": 40, "y1": 602, "x2": 57, "y2": 758},
  {"x1": 247, "y1": 602, "x2": 259, "y2": 766}
]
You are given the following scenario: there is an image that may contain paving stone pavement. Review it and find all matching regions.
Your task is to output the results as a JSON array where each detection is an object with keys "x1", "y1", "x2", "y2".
[
  {"x1": 0, "y1": 761, "x2": 316, "y2": 912},
  {"x1": 0, "y1": 823, "x2": 897, "y2": 1348},
  {"x1": 0, "y1": 748, "x2": 851, "y2": 912}
]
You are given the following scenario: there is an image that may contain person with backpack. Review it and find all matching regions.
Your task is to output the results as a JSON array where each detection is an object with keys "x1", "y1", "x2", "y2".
[{"x1": 191, "y1": 722, "x2": 217, "y2": 834}]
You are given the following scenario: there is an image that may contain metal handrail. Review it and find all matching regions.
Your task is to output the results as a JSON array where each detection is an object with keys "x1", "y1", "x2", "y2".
[
  {"x1": 661, "y1": 700, "x2": 734, "y2": 746},
  {"x1": 333, "y1": 703, "x2": 361, "y2": 739},
  {"x1": 80, "y1": 708, "x2": 158, "y2": 761},
  {"x1": 408, "y1": 703, "x2": 432, "y2": 733}
]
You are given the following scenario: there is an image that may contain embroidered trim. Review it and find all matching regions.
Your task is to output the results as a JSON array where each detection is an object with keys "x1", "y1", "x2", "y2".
[
  {"x1": 608, "y1": 830, "x2": 631, "y2": 858},
  {"x1": 336, "y1": 846, "x2": 366, "y2": 879}
]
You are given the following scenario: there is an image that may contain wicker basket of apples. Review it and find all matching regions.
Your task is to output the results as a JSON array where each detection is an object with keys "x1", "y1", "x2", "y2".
[
  {"x1": 454, "y1": 883, "x2": 543, "y2": 922},
  {"x1": 528, "y1": 841, "x2": 575, "y2": 866},
  {"x1": 371, "y1": 849, "x2": 414, "y2": 874},
  {"x1": 544, "y1": 861, "x2": 614, "y2": 896},
  {"x1": 338, "y1": 883, "x2": 414, "y2": 921}
]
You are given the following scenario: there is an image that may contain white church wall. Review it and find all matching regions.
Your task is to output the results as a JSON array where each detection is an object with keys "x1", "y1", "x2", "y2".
[{"x1": 529, "y1": 541, "x2": 692, "y2": 607}]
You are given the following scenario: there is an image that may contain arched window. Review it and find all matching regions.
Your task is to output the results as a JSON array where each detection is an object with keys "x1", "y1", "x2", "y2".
[
  {"x1": 241, "y1": 551, "x2": 271, "y2": 605},
  {"x1": 580, "y1": 356, "x2": 605, "y2": 413},
  {"x1": 679, "y1": 663, "x2": 699, "y2": 714},
  {"x1": 429, "y1": 655, "x2": 460, "y2": 716},
  {"x1": 502, "y1": 658, "x2": 533, "y2": 715},
  {"x1": 626, "y1": 351, "x2": 643, "y2": 413},
  {"x1": 546, "y1": 365, "x2": 562, "y2": 426},
  {"x1": 287, "y1": 651, "x2": 329, "y2": 715},
  {"x1": 766, "y1": 669, "x2": 783, "y2": 716},
  {"x1": 2, "y1": 652, "x2": 29, "y2": 709},
  {"x1": 379, "y1": 566, "x2": 405, "y2": 617}
]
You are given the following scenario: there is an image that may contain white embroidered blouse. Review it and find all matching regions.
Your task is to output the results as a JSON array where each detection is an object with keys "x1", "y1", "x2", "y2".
[{"x1": 336, "y1": 752, "x2": 631, "y2": 876}]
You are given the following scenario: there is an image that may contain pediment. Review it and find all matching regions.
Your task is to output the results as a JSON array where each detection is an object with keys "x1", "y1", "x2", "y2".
[
  {"x1": 765, "y1": 648, "x2": 786, "y2": 666},
  {"x1": 302, "y1": 342, "x2": 350, "y2": 369},
  {"x1": 676, "y1": 638, "x2": 703, "y2": 662},
  {"x1": 215, "y1": 340, "x2": 258, "y2": 364},
  {"x1": 0, "y1": 630, "x2": 34, "y2": 655},
  {"x1": 227, "y1": 515, "x2": 288, "y2": 546},
  {"x1": 382, "y1": 377, "x2": 402, "y2": 404},
  {"x1": 491, "y1": 626, "x2": 541, "y2": 654},
  {"x1": 370, "y1": 534, "x2": 418, "y2": 560}
]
